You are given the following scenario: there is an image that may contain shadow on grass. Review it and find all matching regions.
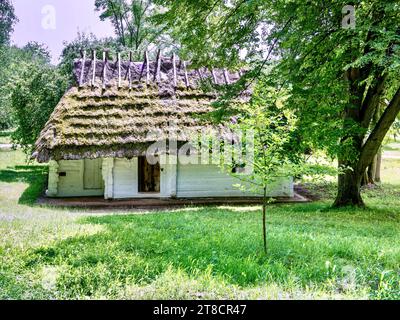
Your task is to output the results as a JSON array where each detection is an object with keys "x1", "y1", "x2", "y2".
[
  {"x1": 0, "y1": 130, "x2": 12, "y2": 137},
  {"x1": 24, "y1": 204, "x2": 400, "y2": 298},
  {"x1": 0, "y1": 165, "x2": 48, "y2": 205}
]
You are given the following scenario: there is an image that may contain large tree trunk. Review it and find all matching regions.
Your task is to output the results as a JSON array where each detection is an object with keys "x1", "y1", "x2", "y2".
[
  {"x1": 334, "y1": 70, "x2": 366, "y2": 207},
  {"x1": 363, "y1": 154, "x2": 377, "y2": 185},
  {"x1": 375, "y1": 150, "x2": 382, "y2": 182},
  {"x1": 334, "y1": 160, "x2": 365, "y2": 207},
  {"x1": 363, "y1": 104, "x2": 383, "y2": 186},
  {"x1": 334, "y1": 19, "x2": 391, "y2": 206},
  {"x1": 334, "y1": 87, "x2": 400, "y2": 207},
  {"x1": 368, "y1": 154, "x2": 377, "y2": 184}
]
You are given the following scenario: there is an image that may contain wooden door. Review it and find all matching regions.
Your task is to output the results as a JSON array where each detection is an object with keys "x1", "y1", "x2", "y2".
[
  {"x1": 83, "y1": 158, "x2": 103, "y2": 189},
  {"x1": 138, "y1": 157, "x2": 160, "y2": 193},
  {"x1": 113, "y1": 159, "x2": 137, "y2": 198}
]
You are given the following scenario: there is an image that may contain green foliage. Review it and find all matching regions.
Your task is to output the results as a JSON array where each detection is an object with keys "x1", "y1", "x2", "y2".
[
  {"x1": 155, "y1": 0, "x2": 400, "y2": 157},
  {"x1": 153, "y1": 0, "x2": 267, "y2": 68},
  {"x1": 217, "y1": 80, "x2": 334, "y2": 195},
  {"x1": 0, "y1": 147, "x2": 399, "y2": 299},
  {"x1": 0, "y1": 130, "x2": 12, "y2": 144},
  {"x1": 274, "y1": 1, "x2": 400, "y2": 162},
  {"x1": 0, "y1": 43, "x2": 53, "y2": 130},
  {"x1": 59, "y1": 32, "x2": 123, "y2": 84},
  {"x1": 0, "y1": 47, "x2": 13, "y2": 129},
  {"x1": 216, "y1": 81, "x2": 335, "y2": 251},
  {"x1": 154, "y1": 0, "x2": 400, "y2": 206},
  {"x1": 10, "y1": 61, "x2": 68, "y2": 154},
  {"x1": 0, "y1": 0, "x2": 18, "y2": 46},
  {"x1": 0, "y1": 41, "x2": 68, "y2": 152},
  {"x1": 391, "y1": 119, "x2": 400, "y2": 140},
  {"x1": 223, "y1": 84, "x2": 299, "y2": 189},
  {"x1": 94, "y1": 0, "x2": 172, "y2": 51},
  {"x1": 20, "y1": 41, "x2": 52, "y2": 64}
]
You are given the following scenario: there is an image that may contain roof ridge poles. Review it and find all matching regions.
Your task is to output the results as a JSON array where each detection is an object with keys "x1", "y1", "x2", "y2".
[
  {"x1": 117, "y1": 52, "x2": 122, "y2": 88},
  {"x1": 128, "y1": 51, "x2": 133, "y2": 89},
  {"x1": 172, "y1": 52, "x2": 177, "y2": 88},
  {"x1": 153, "y1": 48, "x2": 161, "y2": 83},
  {"x1": 124, "y1": 50, "x2": 133, "y2": 80},
  {"x1": 146, "y1": 51, "x2": 150, "y2": 85},
  {"x1": 211, "y1": 68, "x2": 218, "y2": 84},
  {"x1": 102, "y1": 50, "x2": 109, "y2": 89},
  {"x1": 124, "y1": 51, "x2": 135, "y2": 89},
  {"x1": 183, "y1": 60, "x2": 189, "y2": 88},
  {"x1": 197, "y1": 67, "x2": 204, "y2": 81},
  {"x1": 91, "y1": 50, "x2": 96, "y2": 88},
  {"x1": 79, "y1": 49, "x2": 86, "y2": 88},
  {"x1": 139, "y1": 50, "x2": 150, "y2": 85},
  {"x1": 223, "y1": 68, "x2": 231, "y2": 85}
]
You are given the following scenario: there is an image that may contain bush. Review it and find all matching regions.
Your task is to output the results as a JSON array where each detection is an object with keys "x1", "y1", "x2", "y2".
[{"x1": 11, "y1": 62, "x2": 68, "y2": 154}]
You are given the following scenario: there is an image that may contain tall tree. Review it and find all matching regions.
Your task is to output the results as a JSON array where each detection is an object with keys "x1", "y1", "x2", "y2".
[
  {"x1": 94, "y1": 0, "x2": 167, "y2": 51},
  {"x1": 0, "y1": 43, "x2": 52, "y2": 130},
  {"x1": 59, "y1": 32, "x2": 122, "y2": 83},
  {"x1": 154, "y1": 0, "x2": 400, "y2": 207},
  {"x1": 8, "y1": 43, "x2": 68, "y2": 153},
  {"x1": 0, "y1": 0, "x2": 18, "y2": 129},
  {"x1": 0, "y1": 46, "x2": 13, "y2": 129},
  {"x1": 276, "y1": 1, "x2": 400, "y2": 207},
  {"x1": 0, "y1": 0, "x2": 17, "y2": 46}
]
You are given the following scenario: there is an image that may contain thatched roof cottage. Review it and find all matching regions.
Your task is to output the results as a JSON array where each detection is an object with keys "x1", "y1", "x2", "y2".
[{"x1": 33, "y1": 51, "x2": 293, "y2": 199}]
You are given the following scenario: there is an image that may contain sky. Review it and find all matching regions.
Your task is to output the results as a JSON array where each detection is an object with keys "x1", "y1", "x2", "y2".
[{"x1": 11, "y1": 0, "x2": 114, "y2": 64}]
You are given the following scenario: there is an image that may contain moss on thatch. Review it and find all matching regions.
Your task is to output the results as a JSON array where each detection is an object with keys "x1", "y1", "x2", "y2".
[
  {"x1": 33, "y1": 57, "x2": 249, "y2": 163},
  {"x1": 35, "y1": 84, "x2": 220, "y2": 162}
]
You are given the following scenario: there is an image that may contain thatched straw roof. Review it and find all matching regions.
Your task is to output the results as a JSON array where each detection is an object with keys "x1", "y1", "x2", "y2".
[{"x1": 33, "y1": 53, "x2": 248, "y2": 163}]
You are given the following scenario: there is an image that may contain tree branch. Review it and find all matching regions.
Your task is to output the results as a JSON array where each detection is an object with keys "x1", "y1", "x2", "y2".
[
  {"x1": 360, "y1": 72, "x2": 388, "y2": 128},
  {"x1": 358, "y1": 86, "x2": 400, "y2": 174}
]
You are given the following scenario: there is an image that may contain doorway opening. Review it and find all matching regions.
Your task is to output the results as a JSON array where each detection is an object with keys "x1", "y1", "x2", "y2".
[{"x1": 138, "y1": 157, "x2": 160, "y2": 193}]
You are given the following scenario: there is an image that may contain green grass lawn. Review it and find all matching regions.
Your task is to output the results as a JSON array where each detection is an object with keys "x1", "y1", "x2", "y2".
[
  {"x1": 0, "y1": 146, "x2": 399, "y2": 300},
  {"x1": 0, "y1": 130, "x2": 13, "y2": 145}
]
